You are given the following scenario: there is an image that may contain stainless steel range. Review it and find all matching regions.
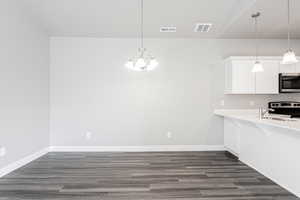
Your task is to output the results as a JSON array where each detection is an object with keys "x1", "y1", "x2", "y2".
[{"x1": 268, "y1": 101, "x2": 300, "y2": 118}]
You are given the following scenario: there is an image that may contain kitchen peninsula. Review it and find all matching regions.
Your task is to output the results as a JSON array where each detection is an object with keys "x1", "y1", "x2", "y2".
[{"x1": 215, "y1": 109, "x2": 300, "y2": 197}]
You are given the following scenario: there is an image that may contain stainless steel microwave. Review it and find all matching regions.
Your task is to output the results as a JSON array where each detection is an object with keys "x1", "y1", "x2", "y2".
[{"x1": 279, "y1": 73, "x2": 300, "y2": 93}]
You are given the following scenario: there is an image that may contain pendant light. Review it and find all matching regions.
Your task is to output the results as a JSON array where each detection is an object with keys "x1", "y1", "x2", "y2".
[
  {"x1": 282, "y1": 0, "x2": 298, "y2": 65},
  {"x1": 252, "y1": 12, "x2": 264, "y2": 73},
  {"x1": 125, "y1": 0, "x2": 158, "y2": 71}
]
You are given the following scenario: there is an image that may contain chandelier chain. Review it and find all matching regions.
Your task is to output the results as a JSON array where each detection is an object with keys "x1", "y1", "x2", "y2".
[
  {"x1": 141, "y1": 0, "x2": 144, "y2": 50},
  {"x1": 287, "y1": 0, "x2": 290, "y2": 49}
]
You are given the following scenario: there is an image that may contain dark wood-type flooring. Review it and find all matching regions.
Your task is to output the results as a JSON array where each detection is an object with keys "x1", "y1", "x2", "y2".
[{"x1": 0, "y1": 151, "x2": 298, "y2": 200}]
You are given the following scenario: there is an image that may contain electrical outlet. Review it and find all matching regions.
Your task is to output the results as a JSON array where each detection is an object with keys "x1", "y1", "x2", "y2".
[
  {"x1": 167, "y1": 132, "x2": 172, "y2": 139},
  {"x1": 0, "y1": 147, "x2": 6, "y2": 157},
  {"x1": 85, "y1": 131, "x2": 92, "y2": 140},
  {"x1": 249, "y1": 101, "x2": 255, "y2": 106}
]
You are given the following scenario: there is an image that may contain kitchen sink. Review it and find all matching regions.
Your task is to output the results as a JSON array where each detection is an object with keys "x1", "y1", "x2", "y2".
[{"x1": 263, "y1": 116, "x2": 298, "y2": 122}]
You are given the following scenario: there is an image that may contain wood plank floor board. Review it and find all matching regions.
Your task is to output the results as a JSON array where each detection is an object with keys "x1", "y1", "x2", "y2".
[{"x1": 0, "y1": 151, "x2": 298, "y2": 199}]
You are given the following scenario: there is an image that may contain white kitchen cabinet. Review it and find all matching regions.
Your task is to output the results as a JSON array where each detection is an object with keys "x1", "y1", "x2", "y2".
[
  {"x1": 279, "y1": 57, "x2": 300, "y2": 73},
  {"x1": 218, "y1": 113, "x2": 300, "y2": 197},
  {"x1": 280, "y1": 63, "x2": 297, "y2": 73},
  {"x1": 225, "y1": 57, "x2": 279, "y2": 94},
  {"x1": 224, "y1": 118, "x2": 240, "y2": 156},
  {"x1": 225, "y1": 58, "x2": 255, "y2": 94},
  {"x1": 237, "y1": 120, "x2": 300, "y2": 197},
  {"x1": 255, "y1": 60, "x2": 279, "y2": 94},
  {"x1": 295, "y1": 62, "x2": 300, "y2": 73}
]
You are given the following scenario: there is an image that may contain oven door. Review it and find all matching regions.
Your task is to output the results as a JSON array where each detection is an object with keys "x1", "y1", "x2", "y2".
[{"x1": 279, "y1": 73, "x2": 300, "y2": 93}]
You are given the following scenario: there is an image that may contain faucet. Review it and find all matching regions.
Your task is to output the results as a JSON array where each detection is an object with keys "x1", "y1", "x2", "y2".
[{"x1": 259, "y1": 108, "x2": 275, "y2": 120}]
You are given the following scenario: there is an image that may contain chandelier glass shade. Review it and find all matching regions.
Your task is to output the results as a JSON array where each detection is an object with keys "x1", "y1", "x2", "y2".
[{"x1": 125, "y1": 48, "x2": 158, "y2": 71}]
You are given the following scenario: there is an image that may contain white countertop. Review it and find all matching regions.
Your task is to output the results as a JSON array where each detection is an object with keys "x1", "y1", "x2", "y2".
[{"x1": 214, "y1": 109, "x2": 300, "y2": 132}]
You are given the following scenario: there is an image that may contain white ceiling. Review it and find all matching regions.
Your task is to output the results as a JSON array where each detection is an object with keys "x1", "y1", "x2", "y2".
[
  {"x1": 19, "y1": 0, "x2": 300, "y2": 39},
  {"x1": 222, "y1": 0, "x2": 300, "y2": 39}
]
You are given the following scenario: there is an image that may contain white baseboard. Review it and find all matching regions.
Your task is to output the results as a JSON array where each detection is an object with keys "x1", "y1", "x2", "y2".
[
  {"x1": 0, "y1": 147, "x2": 49, "y2": 178},
  {"x1": 49, "y1": 145, "x2": 225, "y2": 152},
  {"x1": 0, "y1": 145, "x2": 224, "y2": 178}
]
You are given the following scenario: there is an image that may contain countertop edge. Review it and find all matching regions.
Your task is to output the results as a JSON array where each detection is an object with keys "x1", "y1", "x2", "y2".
[{"x1": 214, "y1": 109, "x2": 300, "y2": 132}]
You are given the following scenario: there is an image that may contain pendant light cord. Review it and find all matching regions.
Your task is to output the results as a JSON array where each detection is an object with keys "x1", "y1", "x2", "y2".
[
  {"x1": 287, "y1": 0, "x2": 291, "y2": 50},
  {"x1": 252, "y1": 13, "x2": 259, "y2": 92},
  {"x1": 255, "y1": 16, "x2": 258, "y2": 61},
  {"x1": 252, "y1": 12, "x2": 260, "y2": 62}
]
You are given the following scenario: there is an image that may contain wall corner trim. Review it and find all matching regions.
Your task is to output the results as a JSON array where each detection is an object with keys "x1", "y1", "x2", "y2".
[{"x1": 0, "y1": 147, "x2": 49, "y2": 178}]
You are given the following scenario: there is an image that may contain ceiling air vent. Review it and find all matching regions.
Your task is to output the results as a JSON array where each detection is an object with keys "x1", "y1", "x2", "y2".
[
  {"x1": 160, "y1": 26, "x2": 177, "y2": 33},
  {"x1": 194, "y1": 23, "x2": 212, "y2": 33}
]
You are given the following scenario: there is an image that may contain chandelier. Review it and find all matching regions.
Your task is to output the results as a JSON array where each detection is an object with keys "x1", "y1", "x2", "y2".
[{"x1": 125, "y1": 0, "x2": 158, "y2": 71}]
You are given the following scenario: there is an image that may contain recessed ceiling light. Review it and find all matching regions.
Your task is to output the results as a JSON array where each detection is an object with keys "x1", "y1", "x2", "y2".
[
  {"x1": 194, "y1": 23, "x2": 212, "y2": 33},
  {"x1": 160, "y1": 26, "x2": 177, "y2": 33}
]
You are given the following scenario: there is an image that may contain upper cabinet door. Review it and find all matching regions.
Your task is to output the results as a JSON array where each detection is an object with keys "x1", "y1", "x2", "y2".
[
  {"x1": 255, "y1": 60, "x2": 279, "y2": 94},
  {"x1": 281, "y1": 57, "x2": 300, "y2": 73},
  {"x1": 279, "y1": 63, "x2": 296, "y2": 73},
  {"x1": 225, "y1": 57, "x2": 281, "y2": 95},
  {"x1": 295, "y1": 62, "x2": 300, "y2": 73},
  {"x1": 231, "y1": 60, "x2": 255, "y2": 94}
]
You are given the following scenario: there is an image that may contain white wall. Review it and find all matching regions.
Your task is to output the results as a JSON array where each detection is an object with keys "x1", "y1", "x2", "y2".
[
  {"x1": 0, "y1": 0, "x2": 49, "y2": 169},
  {"x1": 50, "y1": 37, "x2": 300, "y2": 147}
]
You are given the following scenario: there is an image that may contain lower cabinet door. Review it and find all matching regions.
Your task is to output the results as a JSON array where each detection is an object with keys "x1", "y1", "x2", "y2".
[{"x1": 224, "y1": 118, "x2": 240, "y2": 156}]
